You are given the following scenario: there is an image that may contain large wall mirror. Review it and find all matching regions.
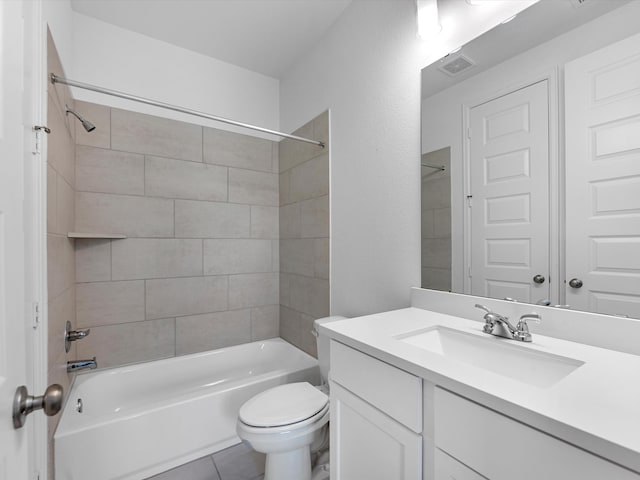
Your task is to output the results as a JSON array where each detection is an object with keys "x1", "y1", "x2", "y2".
[{"x1": 421, "y1": 0, "x2": 640, "y2": 319}]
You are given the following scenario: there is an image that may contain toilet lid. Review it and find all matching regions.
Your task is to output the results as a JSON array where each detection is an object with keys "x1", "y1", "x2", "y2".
[{"x1": 239, "y1": 382, "x2": 329, "y2": 428}]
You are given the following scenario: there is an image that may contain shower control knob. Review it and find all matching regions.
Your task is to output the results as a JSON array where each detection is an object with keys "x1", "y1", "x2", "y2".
[
  {"x1": 569, "y1": 278, "x2": 583, "y2": 289},
  {"x1": 533, "y1": 274, "x2": 545, "y2": 284}
]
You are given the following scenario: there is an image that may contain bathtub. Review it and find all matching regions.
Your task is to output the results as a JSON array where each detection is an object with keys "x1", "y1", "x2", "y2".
[{"x1": 54, "y1": 338, "x2": 320, "y2": 480}]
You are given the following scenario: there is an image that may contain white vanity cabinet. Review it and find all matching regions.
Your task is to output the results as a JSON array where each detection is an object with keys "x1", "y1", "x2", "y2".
[
  {"x1": 329, "y1": 340, "x2": 423, "y2": 480},
  {"x1": 434, "y1": 388, "x2": 639, "y2": 480}
]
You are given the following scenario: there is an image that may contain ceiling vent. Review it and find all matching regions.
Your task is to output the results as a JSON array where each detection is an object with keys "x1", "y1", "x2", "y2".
[{"x1": 437, "y1": 54, "x2": 476, "y2": 77}]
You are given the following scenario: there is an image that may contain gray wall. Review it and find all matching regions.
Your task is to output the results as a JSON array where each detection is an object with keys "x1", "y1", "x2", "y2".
[
  {"x1": 73, "y1": 102, "x2": 281, "y2": 368},
  {"x1": 279, "y1": 112, "x2": 330, "y2": 357}
]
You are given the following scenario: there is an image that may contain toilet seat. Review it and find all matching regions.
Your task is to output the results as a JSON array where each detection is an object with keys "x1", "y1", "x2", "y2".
[{"x1": 239, "y1": 382, "x2": 329, "y2": 428}]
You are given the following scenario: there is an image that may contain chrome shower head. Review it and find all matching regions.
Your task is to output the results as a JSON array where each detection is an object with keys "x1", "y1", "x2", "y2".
[{"x1": 65, "y1": 105, "x2": 96, "y2": 132}]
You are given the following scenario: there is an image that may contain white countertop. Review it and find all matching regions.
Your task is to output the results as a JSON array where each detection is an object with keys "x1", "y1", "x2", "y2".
[{"x1": 319, "y1": 307, "x2": 640, "y2": 474}]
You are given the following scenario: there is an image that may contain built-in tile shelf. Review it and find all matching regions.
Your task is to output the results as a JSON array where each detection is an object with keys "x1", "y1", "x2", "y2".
[{"x1": 67, "y1": 232, "x2": 127, "y2": 239}]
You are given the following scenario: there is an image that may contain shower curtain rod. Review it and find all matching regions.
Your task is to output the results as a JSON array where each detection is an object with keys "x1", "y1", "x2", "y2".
[
  {"x1": 50, "y1": 73, "x2": 325, "y2": 148},
  {"x1": 421, "y1": 163, "x2": 445, "y2": 171}
]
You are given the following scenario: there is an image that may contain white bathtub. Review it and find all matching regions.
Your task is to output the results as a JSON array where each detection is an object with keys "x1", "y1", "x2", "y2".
[{"x1": 54, "y1": 338, "x2": 320, "y2": 480}]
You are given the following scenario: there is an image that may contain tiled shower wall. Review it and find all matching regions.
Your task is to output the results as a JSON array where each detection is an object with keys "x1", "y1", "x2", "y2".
[
  {"x1": 73, "y1": 102, "x2": 281, "y2": 368},
  {"x1": 46, "y1": 30, "x2": 77, "y2": 462},
  {"x1": 279, "y1": 113, "x2": 330, "y2": 357},
  {"x1": 421, "y1": 147, "x2": 451, "y2": 291}
]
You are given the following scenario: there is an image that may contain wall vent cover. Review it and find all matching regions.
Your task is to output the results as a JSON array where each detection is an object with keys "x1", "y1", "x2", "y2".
[{"x1": 438, "y1": 54, "x2": 476, "y2": 76}]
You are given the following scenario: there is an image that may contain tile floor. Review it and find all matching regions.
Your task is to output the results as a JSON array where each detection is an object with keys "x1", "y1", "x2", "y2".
[{"x1": 146, "y1": 442, "x2": 265, "y2": 480}]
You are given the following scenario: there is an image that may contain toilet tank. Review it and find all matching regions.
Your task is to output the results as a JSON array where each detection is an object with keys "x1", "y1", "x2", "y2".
[{"x1": 313, "y1": 316, "x2": 346, "y2": 384}]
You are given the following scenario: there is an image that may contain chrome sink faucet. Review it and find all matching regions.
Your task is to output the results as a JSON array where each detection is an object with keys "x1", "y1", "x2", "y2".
[{"x1": 474, "y1": 304, "x2": 540, "y2": 343}]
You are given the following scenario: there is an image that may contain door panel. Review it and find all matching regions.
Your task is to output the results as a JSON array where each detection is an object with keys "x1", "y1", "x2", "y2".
[
  {"x1": 565, "y1": 32, "x2": 640, "y2": 317},
  {"x1": 468, "y1": 80, "x2": 550, "y2": 303},
  {"x1": 0, "y1": 0, "x2": 30, "y2": 479}
]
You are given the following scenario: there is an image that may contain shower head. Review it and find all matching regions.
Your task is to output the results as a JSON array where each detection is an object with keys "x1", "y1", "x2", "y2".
[{"x1": 65, "y1": 105, "x2": 96, "y2": 132}]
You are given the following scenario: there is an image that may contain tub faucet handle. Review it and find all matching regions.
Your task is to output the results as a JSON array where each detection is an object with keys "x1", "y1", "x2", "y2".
[{"x1": 65, "y1": 320, "x2": 91, "y2": 353}]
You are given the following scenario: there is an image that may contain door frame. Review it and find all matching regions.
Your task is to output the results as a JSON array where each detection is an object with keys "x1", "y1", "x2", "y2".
[
  {"x1": 460, "y1": 68, "x2": 561, "y2": 305},
  {"x1": 23, "y1": 0, "x2": 49, "y2": 478}
]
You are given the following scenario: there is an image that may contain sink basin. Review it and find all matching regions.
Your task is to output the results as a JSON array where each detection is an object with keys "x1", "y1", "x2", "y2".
[{"x1": 396, "y1": 326, "x2": 584, "y2": 388}]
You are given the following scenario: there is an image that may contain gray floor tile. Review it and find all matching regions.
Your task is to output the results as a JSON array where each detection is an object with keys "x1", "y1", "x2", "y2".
[
  {"x1": 145, "y1": 456, "x2": 220, "y2": 480},
  {"x1": 212, "y1": 442, "x2": 266, "y2": 480}
]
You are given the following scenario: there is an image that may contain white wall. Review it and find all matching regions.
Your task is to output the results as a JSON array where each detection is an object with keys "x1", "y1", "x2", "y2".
[
  {"x1": 43, "y1": 0, "x2": 74, "y2": 71},
  {"x1": 71, "y1": 13, "x2": 280, "y2": 136},
  {"x1": 280, "y1": 0, "x2": 534, "y2": 317},
  {"x1": 421, "y1": 0, "x2": 640, "y2": 294}
]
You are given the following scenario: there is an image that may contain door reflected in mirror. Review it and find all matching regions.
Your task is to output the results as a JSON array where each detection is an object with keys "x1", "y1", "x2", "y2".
[{"x1": 421, "y1": 0, "x2": 640, "y2": 319}]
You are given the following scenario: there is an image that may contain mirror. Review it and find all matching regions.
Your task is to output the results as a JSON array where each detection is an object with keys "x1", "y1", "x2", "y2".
[{"x1": 421, "y1": 0, "x2": 640, "y2": 319}]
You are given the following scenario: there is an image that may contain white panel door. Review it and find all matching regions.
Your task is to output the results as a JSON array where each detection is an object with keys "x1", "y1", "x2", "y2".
[
  {"x1": 0, "y1": 1, "x2": 31, "y2": 479},
  {"x1": 468, "y1": 80, "x2": 550, "y2": 304},
  {"x1": 330, "y1": 382, "x2": 422, "y2": 480},
  {"x1": 565, "y1": 32, "x2": 640, "y2": 317}
]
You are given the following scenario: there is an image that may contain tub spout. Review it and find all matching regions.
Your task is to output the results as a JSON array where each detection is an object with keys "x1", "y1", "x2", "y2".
[{"x1": 67, "y1": 357, "x2": 97, "y2": 373}]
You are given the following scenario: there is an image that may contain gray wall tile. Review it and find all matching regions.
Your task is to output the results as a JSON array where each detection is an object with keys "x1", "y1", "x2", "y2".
[
  {"x1": 48, "y1": 234, "x2": 75, "y2": 299},
  {"x1": 279, "y1": 120, "x2": 322, "y2": 172},
  {"x1": 228, "y1": 272, "x2": 278, "y2": 309},
  {"x1": 74, "y1": 100, "x2": 111, "y2": 149},
  {"x1": 250, "y1": 206, "x2": 278, "y2": 239},
  {"x1": 300, "y1": 195, "x2": 329, "y2": 238},
  {"x1": 314, "y1": 238, "x2": 330, "y2": 280},
  {"x1": 228, "y1": 168, "x2": 278, "y2": 206},
  {"x1": 75, "y1": 239, "x2": 111, "y2": 283},
  {"x1": 175, "y1": 310, "x2": 251, "y2": 355},
  {"x1": 112, "y1": 238, "x2": 203, "y2": 280},
  {"x1": 289, "y1": 275, "x2": 330, "y2": 318},
  {"x1": 77, "y1": 318, "x2": 175, "y2": 369},
  {"x1": 111, "y1": 108, "x2": 202, "y2": 162},
  {"x1": 203, "y1": 127, "x2": 273, "y2": 172},
  {"x1": 145, "y1": 155, "x2": 227, "y2": 201},
  {"x1": 251, "y1": 305, "x2": 279, "y2": 341},
  {"x1": 146, "y1": 276, "x2": 228, "y2": 319},
  {"x1": 76, "y1": 280, "x2": 145, "y2": 327},
  {"x1": 76, "y1": 146, "x2": 144, "y2": 195},
  {"x1": 56, "y1": 175, "x2": 75, "y2": 235},
  {"x1": 76, "y1": 192, "x2": 174, "y2": 237},
  {"x1": 175, "y1": 200, "x2": 249, "y2": 238},
  {"x1": 203, "y1": 239, "x2": 272, "y2": 275},
  {"x1": 289, "y1": 153, "x2": 329, "y2": 203},
  {"x1": 48, "y1": 95, "x2": 75, "y2": 186},
  {"x1": 279, "y1": 203, "x2": 301, "y2": 239},
  {"x1": 280, "y1": 239, "x2": 315, "y2": 277},
  {"x1": 279, "y1": 306, "x2": 301, "y2": 347}
]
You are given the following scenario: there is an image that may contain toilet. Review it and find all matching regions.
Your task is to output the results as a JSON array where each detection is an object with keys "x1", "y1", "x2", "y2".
[{"x1": 236, "y1": 316, "x2": 345, "y2": 480}]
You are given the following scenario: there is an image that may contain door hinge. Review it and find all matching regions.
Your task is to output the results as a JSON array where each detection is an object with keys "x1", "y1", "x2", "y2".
[
  {"x1": 32, "y1": 302, "x2": 40, "y2": 330},
  {"x1": 466, "y1": 195, "x2": 473, "y2": 207},
  {"x1": 33, "y1": 126, "x2": 50, "y2": 155},
  {"x1": 467, "y1": 127, "x2": 472, "y2": 139}
]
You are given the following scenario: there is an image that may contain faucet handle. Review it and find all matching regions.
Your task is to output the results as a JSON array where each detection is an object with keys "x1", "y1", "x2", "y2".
[
  {"x1": 474, "y1": 304, "x2": 492, "y2": 314},
  {"x1": 515, "y1": 313, "x2": 540, "y2": 342}
]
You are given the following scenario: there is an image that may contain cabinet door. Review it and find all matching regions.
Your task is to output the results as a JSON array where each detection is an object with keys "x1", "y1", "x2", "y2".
[
  {"x1": 331, "y1": 382, "x2": 422, "y2": 480},
  {"x1": 435, "y1": 449, "x2": 487, "y2": 480}
]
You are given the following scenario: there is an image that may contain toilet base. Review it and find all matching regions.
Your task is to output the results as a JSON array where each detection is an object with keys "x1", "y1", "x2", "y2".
[{"x1": 265, "y1": 446, "x2": 311, "y2": 480}]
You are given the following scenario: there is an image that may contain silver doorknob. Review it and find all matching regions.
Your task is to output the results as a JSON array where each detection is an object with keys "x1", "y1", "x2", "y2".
[
  {"x1": 569, "y1": 278, "x2": 583, "y2": 289},
  {"x1": 533, "y1": 274, "x2": 546, "y2": 284},
  {"x1": 13, "y1": 384, "x2": 63, "y2": 429}
]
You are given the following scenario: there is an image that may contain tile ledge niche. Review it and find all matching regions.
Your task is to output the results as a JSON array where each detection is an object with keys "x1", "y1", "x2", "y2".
[{"x1": 67, "y1": 232, "x2": 126, "y2": 239}]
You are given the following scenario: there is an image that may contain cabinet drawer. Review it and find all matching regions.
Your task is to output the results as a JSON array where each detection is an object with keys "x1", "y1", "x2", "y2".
[
  {"x1": 330, "y1": 340, "x2": 422, "y2": 432},
  {"x1": 434, "y1": 388, "x2": 639, "y2": 480},
  {"x1": 435, "y1": 449, "x2": 486, "y2": 480}
]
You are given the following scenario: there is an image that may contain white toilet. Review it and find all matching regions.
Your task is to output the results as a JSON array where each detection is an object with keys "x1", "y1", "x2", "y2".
[{"x1": 236, "y1": 316, "x2": 345, "y2": 480}]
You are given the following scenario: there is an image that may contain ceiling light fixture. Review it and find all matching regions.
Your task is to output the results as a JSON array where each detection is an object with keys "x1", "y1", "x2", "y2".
[{"x1": 416, "y1": 0, "x2": 442, "y2": 39}]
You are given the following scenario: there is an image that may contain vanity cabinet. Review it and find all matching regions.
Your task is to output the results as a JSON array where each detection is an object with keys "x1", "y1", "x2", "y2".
[
  {"x1": 330, "y1": 340, "x2": 423, "y2": 480},
  {"x1": 434, "y1": 388, "x2": 639, "y2": 480}
]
